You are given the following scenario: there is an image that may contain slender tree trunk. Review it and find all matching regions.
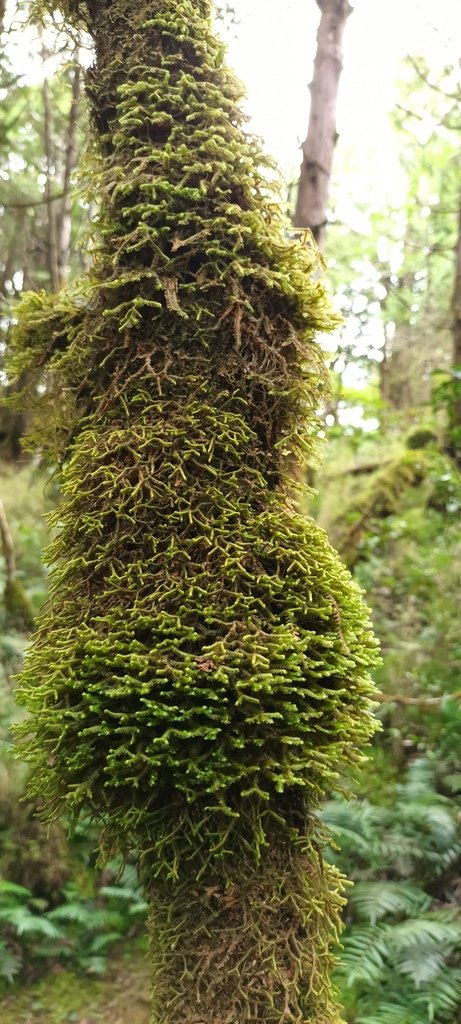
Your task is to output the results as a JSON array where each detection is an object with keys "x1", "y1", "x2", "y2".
[
  {"x1": 450, "y1": 189, "x2": 461, "y2": 457},
  {"x1": 1, "y1": 45, "x2": 81, "y2": 463},
  {"x1": 0, "y1": 499, "x2": 16, "y2": 585},
  {"x1": 0, "y1": 498, "x2": 34, "y2": 630},
  {"x1": 42, "y1": 58, "x2": 60, "y2": 292},
  {"x1": 56, "y1": 49, "x2": 81, "y2": 287},
  {"x1": 294, "y1": 0, "x2": 352, "y2": 247}
]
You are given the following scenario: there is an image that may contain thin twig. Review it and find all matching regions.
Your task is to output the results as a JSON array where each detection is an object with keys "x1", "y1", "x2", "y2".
[
  {"x1": 1, "y1": 191, "x2": 66, "y2": 210},
  {"x1": 0, "y1": 498, "x2": 16, "y2": 582}
]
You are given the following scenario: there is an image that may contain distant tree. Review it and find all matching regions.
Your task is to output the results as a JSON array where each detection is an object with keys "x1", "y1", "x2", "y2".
[
  {"x1": 387, "y1": 58, "x2": 461, "y2": 446},
  {"x1": 12, "y1": 2, "x2": 378, "y2": 1021},
  {"x1": 0, "y1": 7, "x2": 84, "y2": 461},
  {"x1": 294, "y1": 0, "x2": 352, "y2": 247},
  {"x1": 450, "y1": 188, "x2": 461, "y2": 456}
]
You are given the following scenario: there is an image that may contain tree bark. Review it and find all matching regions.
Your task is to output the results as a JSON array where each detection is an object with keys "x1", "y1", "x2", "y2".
[
  {"x1": 450, "y1": 188, "x2": 461, "y2": 457},
  {"x1": 0, "y1": 498, "x2": 34, "y2": 630},
  {"x1": 294, "y1": 0, "x2": 352, "y2": 248},
  {"x1": 0, "y1": 498, "x2": 16, "y2": 584},
  {"x1": 56, "y1": 50, "x2": 81, "y2": 287},
  {"x1": 42, "y1": 64, "x2": 60, "y2": 292}
]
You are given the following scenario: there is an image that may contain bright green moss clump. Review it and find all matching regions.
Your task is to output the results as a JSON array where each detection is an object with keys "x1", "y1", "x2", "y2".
[{"x1": 13, "y1": 1, "x2": 379, "y2": 1020}]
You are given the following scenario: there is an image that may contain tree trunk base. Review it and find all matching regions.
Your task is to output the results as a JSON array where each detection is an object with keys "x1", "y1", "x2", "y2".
[{"x1": 147, "y1": 830, "x2": 345, "y2": 1024}]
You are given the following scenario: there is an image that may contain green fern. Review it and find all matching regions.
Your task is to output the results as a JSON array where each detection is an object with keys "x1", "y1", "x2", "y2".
[
  {"x1": 356, "y1": 1001, "x2": 431, "y2": 1024},
  {"x1": 347, "y1": 881, "x2": 430, "y2": 924},
  {"x1": 398, "y1": 758, "x2": 436, "y2": 797},
  {"x1": 0, "y1": 869, "x2": 147, "y2": 981},
  {"x1": 389, "y1": 913, "x2": 461, "y2": 986},
  {"x1": 421, "y1": 967, "x2": 461, "y2": 1019},
  {"x1": 327, "y1": 760, "x2": 461, "y2": 1023},
  {"x1": 0, "y1": 940, "x2": 22, "y2": 984},
  {"x1": 0, "y1": 905, "x2": 63, "y2": 939},
  {"x1": 336, "y1": 925, "x2": 389, "y2": 986},
  {"x1": 48, "y1": 902, "x2": 124, "y2": 932}
]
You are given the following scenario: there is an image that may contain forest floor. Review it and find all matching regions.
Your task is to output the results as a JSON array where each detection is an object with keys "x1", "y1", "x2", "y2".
[{"x1": 0, "y1": 950, "x2": 151, "y2": 1024}]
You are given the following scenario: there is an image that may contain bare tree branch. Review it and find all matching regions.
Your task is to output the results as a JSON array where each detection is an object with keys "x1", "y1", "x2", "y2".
[{"x1": 1, "y1": 191, "x2": 67, "y2": 209}]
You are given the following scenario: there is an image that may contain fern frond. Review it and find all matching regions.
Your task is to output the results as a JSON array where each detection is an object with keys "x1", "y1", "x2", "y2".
[
  {"x1": 420, "y1": 966, "x2": 461, "y2": 1018},
  {"x1": 322, "y1": 800, "x2": 388, "y2": 834},
  {"x1": 48, "y1": 902, "x2": 94, "y2": 925},
  {"x1": 98, "y1": 884, "x2": 139, "y2": 901},
  {"x1": 335, "y1": 925, "x2": 388, "y2": 986},
  {"x1": 0, "y1": 880, "x2": 32, "y2": 900},
  {"x1": 0, "y1": 907, "x2": 64, "y2": 939},
  {"x1": 87, "y1": 930, "x2": 123, "y2": 953},
  {"x1": 356, "y1": 1000, "x2": 428, "y2": 1024},
  {"x1": 388, "y1": 913, "x2": 461, "y2": 985},
  {"x1": 347, "y1": 881, "x2": 430, "y2": 924},
  {"x1": 399, "y1": 759, "x2": 436, "y2": 799},
  {"x1": 390, "y1": 913, "x2": 461, "y2": 951},
  {"x1": 0, "y1": 940, "x2": 22, "y2": 983},
  {"x1": 399, "y1": 802, "x2": 458, "y2": 844}
]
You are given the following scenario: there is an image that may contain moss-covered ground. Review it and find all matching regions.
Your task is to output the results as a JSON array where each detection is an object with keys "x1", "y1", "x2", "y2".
[{"x1": 0, "y1": 950, "x2": 150, "y2": 1024}]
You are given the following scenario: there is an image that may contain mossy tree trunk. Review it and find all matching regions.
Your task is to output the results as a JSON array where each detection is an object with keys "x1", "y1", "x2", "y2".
[{"x1": 12, "y1": 1, "x2": 378, "y2": 1021}]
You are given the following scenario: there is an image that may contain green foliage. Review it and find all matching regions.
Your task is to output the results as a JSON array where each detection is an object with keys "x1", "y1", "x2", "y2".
[
  {"x1": 0, "y1": 866, "x2": 147, "y2": 985},
  {"x1": 323, "y1": 762, "x2": 461, "y2": 1024},
  {"x1": 432, "y1": 368, "x2": 461, "y2": 458},
  {"x1": 0, "y1": 467, "x2": 52, "y2": 695},
  {"x1": 3, "y1": 579, "x2": 35, "y2": 633},
  {"x1": 351, "y1": 460, "x2": 461, "y2": 764},
  {"x1": 405, "y1": 428, "x2": 437, "y2": 451}
]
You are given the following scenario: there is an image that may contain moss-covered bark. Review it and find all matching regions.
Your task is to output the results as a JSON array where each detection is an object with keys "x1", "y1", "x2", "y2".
[{"x1": 12, "y1": 1, "x2": 378, "y2": 1020}]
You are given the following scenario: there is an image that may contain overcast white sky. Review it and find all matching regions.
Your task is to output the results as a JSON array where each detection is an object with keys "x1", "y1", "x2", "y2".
[
  {"x1": 224, "y1": 0, "x2": 461, "y2": 202},
  {"x1": 9, "y1": 0, "x2": 461, "y2": 195},
  {"x1": 7, "y1": 0, "x2": 461, "y2": 216}
]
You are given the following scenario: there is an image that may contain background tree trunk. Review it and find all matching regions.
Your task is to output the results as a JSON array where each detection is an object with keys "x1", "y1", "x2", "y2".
[
  {"x1": 450, "y1": 188, "x2": 461, "y2": 457},
  {"x1": 56, "y1": 49, "x2": 81, "y2": 288},
  {"x1": 42, "y1": 67, "x2": 60, "y2": 292},
  {"x1": 294, "y1": 0, "x2": 352, "y2": 247}
]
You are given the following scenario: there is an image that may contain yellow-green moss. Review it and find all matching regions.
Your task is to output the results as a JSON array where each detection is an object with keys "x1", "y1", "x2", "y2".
[{"x1": 11, "y1": 2, "x2": 379, "y2": 1020}]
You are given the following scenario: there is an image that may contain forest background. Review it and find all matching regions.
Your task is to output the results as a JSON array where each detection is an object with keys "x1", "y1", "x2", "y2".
[{"x1": 0, "y1": 1, "x2": 461, "y2": 1022}]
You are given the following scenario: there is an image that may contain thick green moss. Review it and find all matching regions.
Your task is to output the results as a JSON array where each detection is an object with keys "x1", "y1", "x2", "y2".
[{"x1": 13, "y1": 1, "x2": 379, "y2": 1020}]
